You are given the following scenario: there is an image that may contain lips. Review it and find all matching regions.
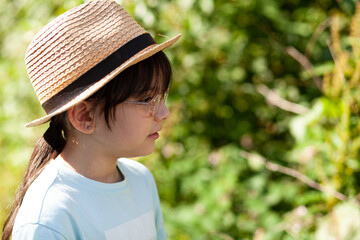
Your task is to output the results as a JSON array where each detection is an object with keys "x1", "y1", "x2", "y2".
[{"x1": 148, "y1": 132, "x2": 160, "y2": 139}]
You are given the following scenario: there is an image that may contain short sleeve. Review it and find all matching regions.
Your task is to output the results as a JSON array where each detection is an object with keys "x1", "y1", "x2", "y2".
[{"x1": 12, "y1": 223, "x2": 66, "y2": 240}]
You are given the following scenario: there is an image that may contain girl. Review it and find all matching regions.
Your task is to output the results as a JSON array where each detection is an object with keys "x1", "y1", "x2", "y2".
[{"x1": 2, "y1": 0, "x2": 181, "y2": 239}]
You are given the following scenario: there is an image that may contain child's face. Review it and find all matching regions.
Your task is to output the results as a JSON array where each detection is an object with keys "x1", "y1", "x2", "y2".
[{"x1": 91, "y1": 94, "x2": 170, "y2": 159}]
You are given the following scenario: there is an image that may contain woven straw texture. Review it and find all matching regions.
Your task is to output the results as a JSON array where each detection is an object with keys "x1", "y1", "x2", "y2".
[
  {"x1": 26, "y1": 0, "x2": 147, "y2": 104},
  {"x1": 24, "y1": 0, "x2": 181, "y2": 127}
]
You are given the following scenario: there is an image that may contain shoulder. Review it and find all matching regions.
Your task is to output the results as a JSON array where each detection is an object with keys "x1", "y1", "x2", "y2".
[
  {"x1": 12, "y1": 223, "x2": 66, "y2": 240},
  {"x1": 13, "y1": 161, "x2": 78, "y2": 237},
  {"x1": 14, "y1": 161, "x2": 59, "y2": 226}
]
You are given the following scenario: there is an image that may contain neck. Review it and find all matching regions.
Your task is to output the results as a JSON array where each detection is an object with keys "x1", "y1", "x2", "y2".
[{"x1": 58, "y1": 137, "x2": 124, "y2": 183}]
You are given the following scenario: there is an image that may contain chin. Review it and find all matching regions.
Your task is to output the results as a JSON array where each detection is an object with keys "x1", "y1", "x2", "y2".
[
  {"x1": 123, "y1": 145, "x2": 155, "y2": 158},
  {"x1": 140, "y1": 146, "x2": 155, "y2": 157}
]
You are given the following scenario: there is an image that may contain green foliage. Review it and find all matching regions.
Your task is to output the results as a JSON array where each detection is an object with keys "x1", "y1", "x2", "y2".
[{"x1": 1, "y1": 0, "x2": 360, "y2": 239}]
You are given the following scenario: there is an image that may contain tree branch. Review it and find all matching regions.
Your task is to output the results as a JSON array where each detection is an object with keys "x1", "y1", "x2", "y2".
[
  {"x1": 285, "y1": 46, "x2": 322, "y2": 90},
  {"x1": 305, "y1": 18, "x2": 331, "y2": 58},
  {"x1": 239, "y1": 150, "x2": 354, "y2": 203},
  {"x1": 256, "y1": 84, "x2": 309, "y2": 114}
]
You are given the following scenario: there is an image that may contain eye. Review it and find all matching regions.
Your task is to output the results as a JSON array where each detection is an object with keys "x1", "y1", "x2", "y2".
[{"x1": 139, "y1": 96, "x2": 153, "y2": 103}]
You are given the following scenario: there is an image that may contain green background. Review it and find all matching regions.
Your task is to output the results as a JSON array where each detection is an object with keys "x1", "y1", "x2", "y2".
[{"x1": 1, "y1": 0, "x2": 360, "y2": 239}]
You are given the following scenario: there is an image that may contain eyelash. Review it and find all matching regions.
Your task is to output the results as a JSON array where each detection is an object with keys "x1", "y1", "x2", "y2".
[{"x1": 139, "y1": 97, "x2": 153, "y2": 103}]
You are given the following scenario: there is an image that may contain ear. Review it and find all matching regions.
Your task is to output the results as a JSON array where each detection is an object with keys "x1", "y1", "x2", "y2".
[{"x1": 67, "y1": 101, "x2": 95, "y2": 134}]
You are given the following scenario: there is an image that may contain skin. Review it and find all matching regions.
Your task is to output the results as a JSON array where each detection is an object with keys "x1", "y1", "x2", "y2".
[{"x1": 57, "y1": 96, "x2": 170, "y2": 183}]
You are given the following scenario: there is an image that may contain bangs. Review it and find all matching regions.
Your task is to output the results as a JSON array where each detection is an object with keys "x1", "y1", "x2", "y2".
[
  {"x1": 126, "y1": 50, "x2": 172, "y2": 99},
  {"x1": 87, "y1": 51, "x2": 172, "y2": 126}
]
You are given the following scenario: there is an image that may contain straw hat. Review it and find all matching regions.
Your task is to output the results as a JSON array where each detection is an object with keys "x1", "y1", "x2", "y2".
[{"x1": 25, "y1": 0, "x2": 181, "y2": 127}]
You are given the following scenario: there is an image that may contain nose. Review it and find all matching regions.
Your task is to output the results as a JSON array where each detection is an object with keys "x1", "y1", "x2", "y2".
[{"x1": 154, "y1": 101, "x2": 170, "y2": 121}]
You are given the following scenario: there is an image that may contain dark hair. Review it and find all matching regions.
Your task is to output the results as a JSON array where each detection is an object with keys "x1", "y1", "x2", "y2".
[{"x1": 2, "y1": 51, "x2": 172, "y2": 240}]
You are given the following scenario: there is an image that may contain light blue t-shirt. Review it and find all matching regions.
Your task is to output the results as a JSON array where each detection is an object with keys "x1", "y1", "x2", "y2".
[{"x1": 12, "y1": 158, "x2": 167, "y2": 240}]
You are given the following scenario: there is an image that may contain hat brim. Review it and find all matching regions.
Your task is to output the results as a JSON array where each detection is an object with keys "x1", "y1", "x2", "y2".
[{"x1": 25, "y1": 34, "x2": 181, "y2": 128}]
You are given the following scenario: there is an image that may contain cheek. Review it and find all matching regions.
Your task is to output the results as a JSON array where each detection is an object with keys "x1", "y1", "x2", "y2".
[{"x1": 114, "y1": 108, "x2": 150, "y2": 137}]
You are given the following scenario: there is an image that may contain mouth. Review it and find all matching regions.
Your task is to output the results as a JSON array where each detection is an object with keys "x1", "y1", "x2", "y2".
[
  {"x1": 148, "y1": 128, "x2": 161, "y2": 140},
  {"x1": 148, "y1": 132, "x2": 160, "y2": 140}
]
